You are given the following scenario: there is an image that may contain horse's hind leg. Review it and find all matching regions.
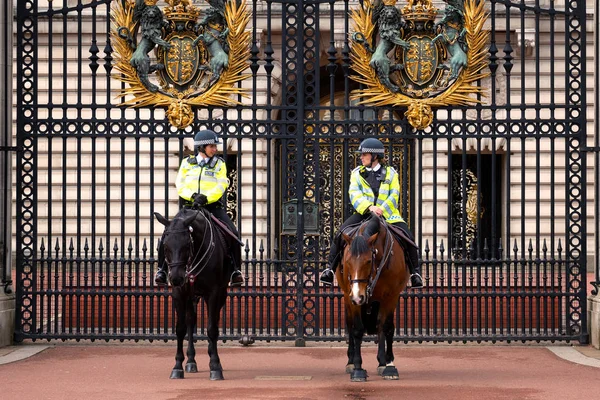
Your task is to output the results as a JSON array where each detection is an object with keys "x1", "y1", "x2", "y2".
[
  {"x1": 380, "y1": 314, "x2": 399, "y2": 380},
  {"x1": 376, "y1": 326, "x2": 387, "y2": 375},
  {"x1": 185, "y1": 297, "x2": 199, "y2": 373},
  {"x1": 206, "y1": 288, "x2": 227, "y2": 380},
  {"x1": 170, "y1": 288, "x2": 187, "y2": 379}
]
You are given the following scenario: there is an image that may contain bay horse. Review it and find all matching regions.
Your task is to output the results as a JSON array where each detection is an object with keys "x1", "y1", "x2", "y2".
[
  {"x1": 154, "y1": 207, "x2": 232, "y2": 380},
  {"x1": 337, "y1": 214, "x2": 410, "y2": 382}
]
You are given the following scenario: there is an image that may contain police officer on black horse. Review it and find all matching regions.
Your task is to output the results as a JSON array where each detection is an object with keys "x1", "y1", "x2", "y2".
[
  {"x1": 155, "y1": 129, "x2": 244, "y2": 287},
  {"x1": 320, "y1": 138, "x2": 424, "y2": 289}
]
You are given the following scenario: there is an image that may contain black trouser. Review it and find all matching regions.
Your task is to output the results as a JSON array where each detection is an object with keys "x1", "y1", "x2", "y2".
[
  {"x1": 327, "y1": 213, "x2": 369, "y2": 268},
  {"x1": 393, "y1": 221, "x2": 420, "y2": 276},
  {"x1": 327, "y1": 215, "x2": 420, "y2": 275},
  {"x1": 204, "y1": 203, "x2": 242, "y2": 273}
]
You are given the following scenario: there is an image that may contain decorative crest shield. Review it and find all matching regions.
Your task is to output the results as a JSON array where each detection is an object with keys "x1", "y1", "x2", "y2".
[
  {"x1": 111, "y1": 0, "x2": 251, "y2": 129},
  {"x1": 350, "y1": 0, "x2": 490, "y2": 130},
  {"x1": 403, "y1": 35, "x2": 438, "y2": 84}
]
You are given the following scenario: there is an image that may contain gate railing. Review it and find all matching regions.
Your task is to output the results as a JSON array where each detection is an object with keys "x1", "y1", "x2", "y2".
[{"x1": 13, "y1": 0, "x2": 591, "y2": 344}]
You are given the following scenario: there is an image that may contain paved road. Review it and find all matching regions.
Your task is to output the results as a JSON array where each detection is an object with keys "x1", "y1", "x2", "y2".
[{"x1": 1, "y1": 343, "x2": 599, "y2": 400}]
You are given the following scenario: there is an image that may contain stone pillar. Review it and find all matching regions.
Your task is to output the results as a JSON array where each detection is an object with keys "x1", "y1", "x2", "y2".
[
  {"x1": 0, "y1": 0, "x2": 14, "y2": 347},
  {"x1": 589, "y1": 0, "x2": 600, "y2": 350}
]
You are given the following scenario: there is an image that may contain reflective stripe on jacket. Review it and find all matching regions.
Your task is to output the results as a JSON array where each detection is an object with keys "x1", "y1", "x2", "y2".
[
  {"x1": 348, "y1": 165, "x2": 404, "y2": 223},
  {"x1": 175, "y1": 156, "x2": 229, "y2": 204}
]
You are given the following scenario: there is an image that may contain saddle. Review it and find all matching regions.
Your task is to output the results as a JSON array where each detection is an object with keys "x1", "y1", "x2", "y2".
[
  {"x1": 340, "y1": 221, "x2": 418, "y2": 251},
  {"x1": 337, "y1": 220, "x2": 418, "y2": 270},
  {"x1": 209, "y1": 214, "x2": 244, "y2": 247},
  {"x1": 387, "y1": 224, "x2": 418, "y2": 251}
]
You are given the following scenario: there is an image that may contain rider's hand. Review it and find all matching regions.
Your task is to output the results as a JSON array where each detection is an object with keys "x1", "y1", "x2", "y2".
[
  {"x1": 368, "y1": 205, "x2": 383, "y2": 216},
  {"x1": 193, "y1": 194, "x2": 208, "y2": 208}
]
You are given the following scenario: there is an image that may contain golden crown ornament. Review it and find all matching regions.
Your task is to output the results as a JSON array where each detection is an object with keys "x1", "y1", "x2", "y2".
[
  {"x1": 110, "y1": 0, "x2": 251, "y2": 129},
  {"x1": 349, "y1": 0, "x2": 490, "y2": 130}
]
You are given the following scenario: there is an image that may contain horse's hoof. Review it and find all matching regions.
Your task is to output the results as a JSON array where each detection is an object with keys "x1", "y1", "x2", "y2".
[
  {"x1": 185, "y1": 363, "x2": 198, "y2": 373},
  {"x1": 377, "y1": 365, "x2": 385, "y2": 376},
  {"x1": 345, "y1": 364, "x2": 355, "y2": 374},
  {"x1": 382, "y1": 366, "x2": 399, "y2": 380},
  {"x1": 170, "y1": 369, "x2": 184, "y2": 379},
  {"x1": 350, "y1": 368, "x2": 368, "y2": 382},
  {"x1": 210, "y1": 370, "x2": 224, "y2": 380}
]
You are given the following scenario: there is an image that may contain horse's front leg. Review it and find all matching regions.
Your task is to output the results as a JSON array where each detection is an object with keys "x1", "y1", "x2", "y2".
[
  {"x1": 350, "y1": 312, "x2": 367, "y2": 382},
  {"x1": 379, "y1": 314, "x2": 399, "y2": 380},
  {"x1": 206, "y1": 288, "x2": 227, "y2": 380},
  {"x1": 185, "y1": 297, "x2": 199, "y2": 373},
  {"x1": 345, "y1": 306, "x2": 355, "y2": 374},
  {"x1": 170, "y1": 288, "x2": 187, "y2": 379},
  {"x1": 345, "y1": 334, "x2": 355, "y2": 374}
]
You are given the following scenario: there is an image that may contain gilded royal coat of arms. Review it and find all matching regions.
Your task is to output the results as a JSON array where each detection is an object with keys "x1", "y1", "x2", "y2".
[
  {"x1": 350, "y1": 0, "x2": 490, "y2": 129},
  {"x1": 111, "y1": 0, "x2": 250, "y2": 129}
]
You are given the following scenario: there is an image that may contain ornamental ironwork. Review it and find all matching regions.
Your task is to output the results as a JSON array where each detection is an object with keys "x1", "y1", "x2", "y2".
[
  {"x1": 350, "y1": 0, "x2": 490, "y2": 129},
  {"x1": 111, "y1": 0, "x2": 251, "y2": 129}
]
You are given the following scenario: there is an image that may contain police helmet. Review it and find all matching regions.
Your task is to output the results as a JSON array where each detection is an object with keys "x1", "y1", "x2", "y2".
[
  {"x1": 356, "y1": 138, "x2": 385, "y2": 157},
  {"x1": 194, "y1": 130, "x2": 222, "y2": 154}
]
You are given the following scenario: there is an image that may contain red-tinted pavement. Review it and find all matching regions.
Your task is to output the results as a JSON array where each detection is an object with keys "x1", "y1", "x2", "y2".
[{"x1": 1, "y1": 344, "x2": 599, "y2": 400}]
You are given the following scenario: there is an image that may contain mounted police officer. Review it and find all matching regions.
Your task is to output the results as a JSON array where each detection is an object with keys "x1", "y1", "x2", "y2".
[
  {"x1": 155, "y1": 129, "x2": 244, "y2": 286},
  {"x1": 319, "y1": 138, "x2": 424, "y2": 289}
]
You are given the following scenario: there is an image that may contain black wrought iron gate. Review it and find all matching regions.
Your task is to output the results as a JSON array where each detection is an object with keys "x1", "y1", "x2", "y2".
[{"x1": 15, "y1": 0, "x2": 589, "y2": 344}]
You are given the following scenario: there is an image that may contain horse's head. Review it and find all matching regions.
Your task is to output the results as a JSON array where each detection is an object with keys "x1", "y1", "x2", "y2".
[
  {"x1": 155, "y1": 210, "x2": 198, "y2": 287},
  {"x1": 341, "y1": 215, "x2": 386, "y2": 306}
]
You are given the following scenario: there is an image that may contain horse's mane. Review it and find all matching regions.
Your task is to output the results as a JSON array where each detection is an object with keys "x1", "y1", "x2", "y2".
[{"x1": 350, "y1": 216, "x2": 381, "y2": 257}]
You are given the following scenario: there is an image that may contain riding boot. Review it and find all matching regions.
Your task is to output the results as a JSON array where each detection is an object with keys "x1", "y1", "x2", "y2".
[
  {"x1": 320, "y1": 235, "x2": 341, "y2": 286},
  {"x1": 406, "y1": 245, "x2": 424, "y2": 289},
  {"x1": 228, "y1": 245, "x2": 245, "y2": 287},
  {"x1": 154, "y1": 235, "x2": 168, "y2": 286}
]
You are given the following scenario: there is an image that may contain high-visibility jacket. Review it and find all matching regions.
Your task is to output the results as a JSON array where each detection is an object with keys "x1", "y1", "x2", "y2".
[
  {"x1": 175, "y1": 156, "x2": 229, "y2": 205},
  {"x1": 348, "y1": 165, "x2": 404, "y2": 223}
]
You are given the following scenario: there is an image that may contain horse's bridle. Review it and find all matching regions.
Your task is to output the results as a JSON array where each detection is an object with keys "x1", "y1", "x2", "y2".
[
  {"x1": 164, "y1": 210, "x2": 216, "y2": 285},
  {"x1": 347, "y1": 222, "x2": 394, "y2": 302}
]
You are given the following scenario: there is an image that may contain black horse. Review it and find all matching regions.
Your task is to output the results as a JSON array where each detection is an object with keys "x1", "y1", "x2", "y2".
[{"x1": 154, "y1": 207, "x2": 232, "y2": 380}]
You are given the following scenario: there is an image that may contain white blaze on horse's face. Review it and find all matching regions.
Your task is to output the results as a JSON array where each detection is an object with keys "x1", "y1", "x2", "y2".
[
  {"x1": 350, "y1": 258, "x2": 369, "y2": 306},
  {"x1": 351, "y1": 280, "x2": 363, "y2": 305}
]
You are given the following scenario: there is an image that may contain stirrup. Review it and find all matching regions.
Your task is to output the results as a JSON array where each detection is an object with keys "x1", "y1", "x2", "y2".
[
  {"x1": 320, "y1": 268, "x2": 334, "y2": 286},
  {"x1": 409, "y1": 273, "x2": 424, "y2": 289},
  {"x1": 230, "y1": 271, "x2": 244, "y2": 287}
]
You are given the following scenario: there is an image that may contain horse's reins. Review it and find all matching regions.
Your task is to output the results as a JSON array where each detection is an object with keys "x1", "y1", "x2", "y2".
[
  {"x1": 348, "y1": 220, "x2": 395, "y2": 302},
  {"x1": 165, "y1": 210, "x2": 216, "y2": 285}
]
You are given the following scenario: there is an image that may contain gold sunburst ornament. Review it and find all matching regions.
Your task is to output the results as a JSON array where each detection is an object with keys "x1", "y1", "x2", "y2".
[
  {"x1": 111, "y1": 0, "x2": 251, "y2": 129},
  {"x1": 350, "y1": 0, "x2": 490, "y2": 130}
]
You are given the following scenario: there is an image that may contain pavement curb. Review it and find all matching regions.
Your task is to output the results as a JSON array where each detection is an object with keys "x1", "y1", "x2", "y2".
[
  {"x1": 546, "y1": 346, "x2": 600, "y2": 368},
  {"x1": 0, "y1": 345, "x2": 49, "y2": 365}
]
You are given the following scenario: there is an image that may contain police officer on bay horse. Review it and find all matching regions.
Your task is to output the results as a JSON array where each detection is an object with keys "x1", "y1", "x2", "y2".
[{"x1": 320, "y1": 138, "x2": 424, "y2": 289}]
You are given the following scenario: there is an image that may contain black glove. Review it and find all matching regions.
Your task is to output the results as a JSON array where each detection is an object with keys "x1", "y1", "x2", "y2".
[{"x1": 193, "y1": 193, "x2": 208, "y2": 208}]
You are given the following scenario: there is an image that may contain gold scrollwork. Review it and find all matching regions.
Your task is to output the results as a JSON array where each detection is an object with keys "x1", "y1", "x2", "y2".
[
  {"x1": 349, "y1": 0, "x2": 490, "y2": 130},
  {"x1": 110, "y1": 0, "x2": 251, "y2": 129}
]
